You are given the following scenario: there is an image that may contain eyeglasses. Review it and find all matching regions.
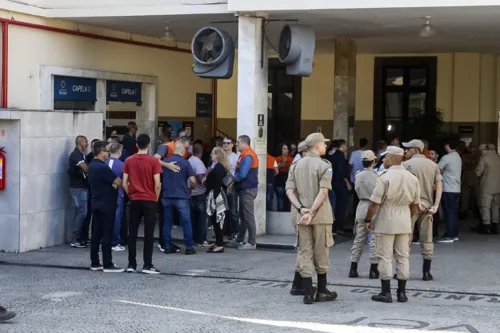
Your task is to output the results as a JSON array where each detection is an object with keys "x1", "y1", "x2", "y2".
[{"x1": 223, "y1": 142, "x2": 232, "y2": 145}]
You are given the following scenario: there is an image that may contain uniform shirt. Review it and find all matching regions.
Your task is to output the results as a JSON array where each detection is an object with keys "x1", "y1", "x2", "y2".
[
  {"x1": 349, "y1": 149, "x2": 364, "y2": 183},
  {"x1": 285, "y1": 153, "x2": 334, "y2": 225},
  {"x1": 105, "y1": 157, "x2": 125, "y2": 196},
  {"x1": 354, "y1": 168, "x2": 378, "y2": 220},
  {"x1": 403, "y1": 154, "x2": 443, "y2": 208},
  {"x1": 68, "y1": 147, "x2": 88, "y2": 188},
  {"x1": 437, "y1": 151, "x2": 462, "y2": 193},
  {"x1": 370, "y1": 165, "x2": 420, "y2": 234},
  {"x1": 475, "y1": 151, "x2": 500, "y2": 195},
  {"x1": 162, "y1": 154, "x2": 196, "y2": 200},
  {"x1": 87, "y1": 159, "x2": 119, "y2": 207},
  {"x1": 188, "y1": 155, "x2": 207, "y2": 196},
  {"x1": 123, "y1": 154, "x2": 163, "y2": 202}
]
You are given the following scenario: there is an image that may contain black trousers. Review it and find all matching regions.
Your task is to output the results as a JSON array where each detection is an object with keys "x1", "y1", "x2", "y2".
[
  {"x1": 212, "y1": 215, "x2": 224, "y2": 246},
  {"x1": 128, "y1": 200, "x2": 157, "y2": 267},
  {"x1": 90, "y1": 204, "x2": 116, "y2": 268},
  {"x1": 223, "y1": 189, "x2": 239, "y2": 236},
  {"x1": 158, "y1": 197, "x2": 164, "y2": 247}
]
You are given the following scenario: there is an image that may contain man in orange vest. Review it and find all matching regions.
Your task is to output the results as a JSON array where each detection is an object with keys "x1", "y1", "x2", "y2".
[
  {"x1": 266, "y1": 153, "x2": 279, "y2": 210},
  {"x1": 229, "y1": 135, "x2": 259, "y2": 250}
]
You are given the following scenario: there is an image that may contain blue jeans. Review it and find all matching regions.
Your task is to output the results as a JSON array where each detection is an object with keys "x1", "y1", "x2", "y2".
[
  {"x1": 69, "y1": 188, "x2": 88, "y2": 242},
  {"x1": 276, "y1": 186, "x2": 290, "y2": 212},
  {"x1": 112, "y1": 194, "x2": 125, "y2": 247},
  {"x1": 266, "y1": 183, "x2": 275, "y2": 211},
  {"x1": 190, "y1": 194, "x2": 207, "y2": 244},
  {"x1": 162, "y1": 198, "x2": 194, "y2": 249},
  {"x1": 442, "y1": 192, "x2": 460, "y2": 238}
]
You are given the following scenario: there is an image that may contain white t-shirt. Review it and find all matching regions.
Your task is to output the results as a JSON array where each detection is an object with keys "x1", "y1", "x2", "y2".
[
  {"x1": 211, "y1": 152, "x2": 240, "y2": 175},
  {"x1": 293, "y1": 154, "x2": 301, "y2": 163}
]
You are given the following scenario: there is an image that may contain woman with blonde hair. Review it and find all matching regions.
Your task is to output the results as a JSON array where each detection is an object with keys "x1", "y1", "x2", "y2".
[{"x1": 204, "y1": 147, "x2": 229, "y2": 253}]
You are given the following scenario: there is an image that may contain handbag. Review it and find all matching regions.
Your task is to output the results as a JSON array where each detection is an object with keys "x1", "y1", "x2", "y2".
[{"x1": 222, "y1": 172, "x2": 234, "y2": 188}]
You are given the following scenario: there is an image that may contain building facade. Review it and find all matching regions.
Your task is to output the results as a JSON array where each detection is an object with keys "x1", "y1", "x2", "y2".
[{"x1": 0, "y1": 0, "x2": 499, "y2": 251}]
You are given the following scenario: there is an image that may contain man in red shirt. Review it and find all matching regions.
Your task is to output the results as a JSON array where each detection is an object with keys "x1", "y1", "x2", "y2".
[{"x1": 123, "y1": 133, "x2": 163, "y2": 274}]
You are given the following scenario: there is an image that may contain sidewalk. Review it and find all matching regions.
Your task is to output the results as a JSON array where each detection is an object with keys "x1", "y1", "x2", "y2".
[{"x1": 138, "y1": 221, "x2": 354, "y2": 250}]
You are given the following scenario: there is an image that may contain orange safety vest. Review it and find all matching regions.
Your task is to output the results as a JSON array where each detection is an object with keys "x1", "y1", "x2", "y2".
[
  {"x1": 165, "y1": 140, "x2": 190, "y2": 159},
  {"x1": 237, "y1": 147, "x2": 259, "y2": 169},
  {"x1": 266, "y1": 154, "x2": 276, "y2": 169}
]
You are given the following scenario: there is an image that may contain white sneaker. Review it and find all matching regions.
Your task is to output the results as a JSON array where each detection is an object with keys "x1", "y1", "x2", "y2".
[
  {"x1": 112, "y1": 245, "x2": 126, "y2": 252},
  {"x1": 238, "y1": 243, "x2": 257, "y2": 251},
  {"x1": 158, "y1": 244, "x2": 165, "y2": 252}
]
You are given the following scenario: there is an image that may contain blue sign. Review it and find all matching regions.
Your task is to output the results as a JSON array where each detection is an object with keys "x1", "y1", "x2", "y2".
[
  {"x1": 106, "y1": 80, "x2": 142, "y2": 103},
  {"x1": 54, "y1": 76, "x2": 97, "y2": 101}
]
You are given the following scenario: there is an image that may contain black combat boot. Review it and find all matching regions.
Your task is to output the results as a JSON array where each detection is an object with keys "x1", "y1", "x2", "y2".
[
  {"x1": 422, "y1": 259, "x2": 433, "y2": 281},
  {"x1": 315, "y1": 274, "x2": 338, "y2": 302},
  {"x1": 478, "y1": 224, "x2": 491, "y2": 235},
  {"x1": 397, "y1": 279, "x2": 408, "y2": 302},
  {"x1": 349, "y1": 262, "x2": 359, "y2": 278},
  {"x1": 371, "y1": 280, "x2": 392, "y2": 303},
  {"x1": 290, "y1": 272, "x2": 303, "y2": 295},
  {"x1": 302, "y1": 277, "x2": 315, "y2": 305},
  {"x1": 369, "y1": 264, "x2": 379, "y2": 279},
  {"x1": 491, "y1": 223, "x2": 499, "y2": 235}
]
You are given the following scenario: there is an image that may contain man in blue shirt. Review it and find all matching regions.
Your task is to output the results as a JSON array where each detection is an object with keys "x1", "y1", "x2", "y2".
[
  {"x1": 121, "y1": 121, "x2": 137, "y2": 162},
  {"x1": 105, "y1": 143, "x2": 126, "y2": 252},
  {"x1": 162, "y1": 141, "x2": 197, "y2": 255},
  {"x1": 229, "y1": 135, "x2": 259, "y2": 251},
  {"x1": 87, "y1": 141, "x2": 124, "y2": 273}
]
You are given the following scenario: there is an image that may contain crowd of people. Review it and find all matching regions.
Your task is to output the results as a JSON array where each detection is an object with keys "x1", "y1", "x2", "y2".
[
  {"x1": 67, "y1": 122, "x2": 261, "y2": 273},
  {"x1": 65, "y1": 120, "x2": 499, "y2": 305}
]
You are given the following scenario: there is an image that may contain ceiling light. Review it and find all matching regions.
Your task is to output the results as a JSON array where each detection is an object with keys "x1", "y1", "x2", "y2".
[
  {"x1": 419, "y1": 16, "x2": 436, "y2": 37},
  {"x1": 161, "y1": 21, "x2": 177, "y2": 42}
]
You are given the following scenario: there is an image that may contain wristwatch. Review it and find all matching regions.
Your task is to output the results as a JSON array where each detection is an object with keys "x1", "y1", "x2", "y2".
[
  {"x1": 364, "y1": 218, "x2": 372, "y2": 223},
  {"x1": 297, "y1": 205, "x2": 306, "y2": 213}
]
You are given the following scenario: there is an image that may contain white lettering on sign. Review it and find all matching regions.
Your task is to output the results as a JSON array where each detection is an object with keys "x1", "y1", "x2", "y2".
[
  {"x1": 72, "y1": 85, "x2": 92, "y2": 93},
  {"x1": 121, "y1": 88, "x2": 137, "y2": 96}
]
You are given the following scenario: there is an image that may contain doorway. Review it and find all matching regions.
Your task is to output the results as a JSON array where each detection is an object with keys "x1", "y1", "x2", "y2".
[
  {"x1": 373, "y1": 57, "x2": 437, "y2": 145},
  {"x1": 267, "y1": 58, "x2": 302, "y2": 155}
]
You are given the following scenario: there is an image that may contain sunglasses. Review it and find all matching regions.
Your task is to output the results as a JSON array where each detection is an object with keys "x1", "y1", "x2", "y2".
[{"x1": 223, "y1": 142, "x2": 232, "y2": 145}]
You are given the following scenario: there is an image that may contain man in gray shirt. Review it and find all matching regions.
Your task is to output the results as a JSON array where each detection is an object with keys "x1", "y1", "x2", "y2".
[{"x1": 437, "y1": 137, "x2": 462, "y2": 243}]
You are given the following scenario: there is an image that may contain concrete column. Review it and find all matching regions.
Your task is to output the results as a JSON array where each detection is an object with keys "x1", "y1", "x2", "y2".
[
  {"x1": 236, "y1": 15, "x2": 268, "y2": 237},
  {"x1": 136, "y1": 83, "x2": 157, "y2": 154},
  {"x1": 333, "y1": 38, "x2": 356, "y2": 146}
]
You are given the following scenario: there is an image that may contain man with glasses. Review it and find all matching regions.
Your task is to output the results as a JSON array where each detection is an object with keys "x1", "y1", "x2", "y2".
[
  {"x1": 219, "y1": 136, "x2": 240, "y2": 238},
  {"x1": 87, "y1": 141, "x2": 124, "y2": 272}
]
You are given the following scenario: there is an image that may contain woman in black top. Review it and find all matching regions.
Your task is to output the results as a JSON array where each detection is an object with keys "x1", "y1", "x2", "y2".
[{"x1": 204, "y1": 147, "x2": 229, "y2": 253}]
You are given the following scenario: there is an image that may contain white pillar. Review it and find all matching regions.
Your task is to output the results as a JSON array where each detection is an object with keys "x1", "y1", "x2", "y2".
[{"x1": 237, "y1": 15, "x2": 268, "y2": 237}]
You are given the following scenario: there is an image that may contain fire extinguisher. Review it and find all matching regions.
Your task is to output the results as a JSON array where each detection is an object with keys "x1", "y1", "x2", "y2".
[{"x1": 0, "y1": 146, "x2": 5, "y2": 190}]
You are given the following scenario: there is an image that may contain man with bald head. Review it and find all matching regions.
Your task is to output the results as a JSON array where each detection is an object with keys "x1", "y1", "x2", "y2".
[
  {"x1": 364, "y1": 146, "x2": 421, "y2": 303},
  {"x1": 475, "y1": 143, "x2": 500, "y2": 234},
  {"x1": 68, "y1": 135, "x2": 90, "y2": 248}
]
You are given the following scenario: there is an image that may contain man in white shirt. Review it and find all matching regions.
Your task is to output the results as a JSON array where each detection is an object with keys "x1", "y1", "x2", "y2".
[
  {"x1": 437, "y1": 137, "x2": 462, "y2": 243},
  {"x1": 292, "y1": 141, "x2": 308, "y2": 163}
]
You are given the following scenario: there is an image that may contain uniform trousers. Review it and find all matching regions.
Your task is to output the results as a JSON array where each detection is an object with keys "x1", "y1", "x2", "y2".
[
  {"x1": 375, "y1": 233, "x2": 410, "y2": 281},
  {"x1": 409, "y1": 212, "x2": 434, "y2": 260},
  {"x1": 297, "y1": 224, "x2": 334, "y2": 278},
  {"x1": 350, "y1": 219, "x2": 377, "y2": 263},
  {"x1": 479, "y1": 193, "x2": 500, "y2": 225}
]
